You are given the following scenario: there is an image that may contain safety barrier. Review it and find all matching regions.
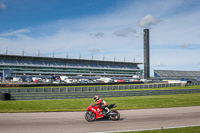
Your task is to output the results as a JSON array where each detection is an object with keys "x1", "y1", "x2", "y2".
[
  {"x1": 0, "y1": 92, "x2": 10, "y2": 101},
  {"x1": 9, "y1": 89, "x2": 200, "y2": 100},
  {"x1": 0, "y1": 82, "x2": 200, "y2": 100},
  {"x1": 0, "y1": 82, "x2": 200, "y2": 94}
]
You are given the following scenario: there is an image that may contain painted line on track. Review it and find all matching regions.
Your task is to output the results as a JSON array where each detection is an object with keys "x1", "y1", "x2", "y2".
[{"x1": 89, "y1": 125, "x2": 200, "y2": 133}]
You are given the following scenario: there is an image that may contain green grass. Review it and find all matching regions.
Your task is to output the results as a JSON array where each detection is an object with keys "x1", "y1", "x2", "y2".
[
  {"x1": 118, "y1": 126, "x2": 200, "y2": 133},
  {"x1": 0, "y1": 93, "x2": 200, "y2": 113}
]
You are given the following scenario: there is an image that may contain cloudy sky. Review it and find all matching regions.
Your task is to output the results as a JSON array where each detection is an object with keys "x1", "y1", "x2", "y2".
[{"x1": 0, "y1": 0, "x2": 200, "y2": 75}]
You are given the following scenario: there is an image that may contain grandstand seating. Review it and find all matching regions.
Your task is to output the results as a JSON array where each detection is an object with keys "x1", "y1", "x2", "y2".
[
  {"x1": 1, "y1": 59, "x2": 16, "y2": 64},
  {"x1": 2, "y1": 58, "x2": 135, "y2": 68},
  {"x1": 154, "y1": 70, "x2": 200, "y2": 80},
  {"x1": 0, "y1": 54, "x2": 142, "y2": 78},
  {"x1": 17, "y1": 60, "x2": 31, "y2": 65},
  {"x1": 0, "y1": 58, "x2": 141, "y2": 70}
]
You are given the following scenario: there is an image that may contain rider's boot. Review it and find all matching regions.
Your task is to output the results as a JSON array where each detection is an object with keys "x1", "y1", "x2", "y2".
[{"x1": 105, "y1": 107, "x2": 110, "y2": 114}]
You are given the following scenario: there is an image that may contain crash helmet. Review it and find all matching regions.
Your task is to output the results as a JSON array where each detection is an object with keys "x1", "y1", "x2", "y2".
[{"x1": 94, "y1": 95, "x2": 99, "y2": 101}]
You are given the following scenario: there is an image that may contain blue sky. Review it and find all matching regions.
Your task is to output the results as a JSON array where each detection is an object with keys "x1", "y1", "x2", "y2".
[{"x1": 0, "y1": 0, "x2": 200, "y2": 75}]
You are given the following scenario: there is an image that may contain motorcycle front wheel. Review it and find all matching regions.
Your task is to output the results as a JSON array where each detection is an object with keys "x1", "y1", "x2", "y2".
[
  {"x1": 85, "y1": 111, "x2": 96, "y2": 122},
  {"x1": 109, "y1": 110, "x2": 120, "y2": 121}
]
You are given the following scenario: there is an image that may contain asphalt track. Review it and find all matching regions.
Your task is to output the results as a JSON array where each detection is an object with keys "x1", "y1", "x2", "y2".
[{"x1": 0, "y1": 106, "x2": 199, "y2": 133}]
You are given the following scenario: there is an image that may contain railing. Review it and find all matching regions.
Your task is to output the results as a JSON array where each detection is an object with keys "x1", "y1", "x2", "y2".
[
  {"x1": 9, "y1": 89, "x2": 200, "y2": 100},
  {"x1": 0, "y1": 82, "x2": 200, "y2": 94},
  {"x1": 1, "y1": 82, "x2": 200, "y2": 100}
]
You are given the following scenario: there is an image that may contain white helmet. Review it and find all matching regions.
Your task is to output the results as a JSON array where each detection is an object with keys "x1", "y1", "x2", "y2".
[{"x1": 94, "y1": 95, "x2": 99, "y2": 101}]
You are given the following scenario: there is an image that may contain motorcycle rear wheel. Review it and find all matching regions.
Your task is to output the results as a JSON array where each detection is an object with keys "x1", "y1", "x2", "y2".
[
  {"x1": 109, "y1": 110, "x2": 120, "y2": 121},
  {"x1": 85, "y1": 111, "x2": 96, "y2": 122}
]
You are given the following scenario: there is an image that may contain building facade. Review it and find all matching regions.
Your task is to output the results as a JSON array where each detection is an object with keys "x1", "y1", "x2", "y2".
[{"x1": 0, "y1": 54, "x2": 143, "y2": 80}]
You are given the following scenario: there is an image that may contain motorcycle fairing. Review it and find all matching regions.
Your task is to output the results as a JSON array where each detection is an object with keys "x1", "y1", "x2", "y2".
[{"x1": 87, "y1": 103, "x2": 105, "y2": 119}]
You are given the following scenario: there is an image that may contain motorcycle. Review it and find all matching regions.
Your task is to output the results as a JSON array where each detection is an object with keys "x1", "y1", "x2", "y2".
[{"x1": 85, "y1": 103, "x2": 120, "y2": 122}]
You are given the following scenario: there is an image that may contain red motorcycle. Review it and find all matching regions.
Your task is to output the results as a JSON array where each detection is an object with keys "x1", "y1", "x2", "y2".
[{"x1": 85, "y1": 103, "x2": 120, "y2": 122}]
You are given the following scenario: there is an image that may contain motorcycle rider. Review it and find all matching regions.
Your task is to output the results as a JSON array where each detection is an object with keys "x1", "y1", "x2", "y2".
[{"x1": 94, "y1": 95, "x2": 110, "y2": 114}]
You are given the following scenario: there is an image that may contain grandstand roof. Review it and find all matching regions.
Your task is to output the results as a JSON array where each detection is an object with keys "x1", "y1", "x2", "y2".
[{"x1": 0, "y1": 54, "x2": 142, "y2": 65}]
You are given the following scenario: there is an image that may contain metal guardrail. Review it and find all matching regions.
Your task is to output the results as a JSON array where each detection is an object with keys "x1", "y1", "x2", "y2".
[
  {"x1": 10, "y1": 89, "x2": 200, "y2": 100},
  {"x1": 1, "y1": 82, "x2": 200, "y2": 100},
  {"x1": 1, "y1": 82, "x2": 200, "y2": 93}
]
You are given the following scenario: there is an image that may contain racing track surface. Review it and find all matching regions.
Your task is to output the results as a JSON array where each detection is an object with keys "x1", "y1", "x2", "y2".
[{"x1": 0, "y1": 106, "x2": 200, "y2": 133}]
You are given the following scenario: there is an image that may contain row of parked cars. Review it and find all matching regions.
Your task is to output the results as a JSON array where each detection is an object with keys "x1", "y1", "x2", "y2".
[{"x1": 3, "y1": 76, "x2": 144, "y2": 84}]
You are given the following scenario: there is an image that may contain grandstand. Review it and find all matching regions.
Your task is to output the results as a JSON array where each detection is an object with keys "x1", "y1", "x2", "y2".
[
  {"x1": 154, "y1": 70, "x2": 200, "y2": 80},
  {"x1": 0, "y1": 54, "x2": 143, "y2": 80}
]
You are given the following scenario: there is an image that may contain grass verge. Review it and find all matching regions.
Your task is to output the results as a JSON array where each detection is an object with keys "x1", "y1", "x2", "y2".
[
  {"x1": 118, "y1": 126, "x2": 200, "y2": 133},
  {"x1": 0, "y1": 93, "x2": 200, "y2": 113}
]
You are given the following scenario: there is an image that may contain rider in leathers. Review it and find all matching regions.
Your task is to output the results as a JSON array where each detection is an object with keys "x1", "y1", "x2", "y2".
[{"x1": 94, "y1": 95, "x2": 110, "y2": 114}]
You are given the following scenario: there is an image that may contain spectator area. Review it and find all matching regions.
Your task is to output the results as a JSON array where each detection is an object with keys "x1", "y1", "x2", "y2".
[
  {"x1": 0, "y1": 54, "x2": 142, "y2": 78},
  {"x1": 154, "y1": 70, "x2": 200, "y2": 80}
]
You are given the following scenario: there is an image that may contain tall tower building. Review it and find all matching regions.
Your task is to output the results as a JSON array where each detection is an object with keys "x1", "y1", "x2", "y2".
[{"x1": 144, "y1": 29, "x2": 150, "y2": 79}]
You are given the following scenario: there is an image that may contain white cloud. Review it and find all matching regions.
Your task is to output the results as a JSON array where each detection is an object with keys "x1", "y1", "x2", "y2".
[
  {"x1": 180, "y1": 43, "x2": 192, "y2": 48},
  {"x1": 156, "y1": 62, "x2": 166, "y2": 67},
  {"x1": 0, "y1": 3, "x2": 7, "y2": 9},
  {"x1": 0, "y1": 28, "x2": 31, "y2": 37},
  {"x1": 90, "y1": 33, "x2": 104, "y2": 38},
  {"x1": 113, "y1": 27, "x2": 137, "y2": 37},
  {"x1": 138, "y1": 14, "x2": 161, "y2": 28},
  {"x1": 89, "y1": 49, "x2": 100, "y2": 53}
]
